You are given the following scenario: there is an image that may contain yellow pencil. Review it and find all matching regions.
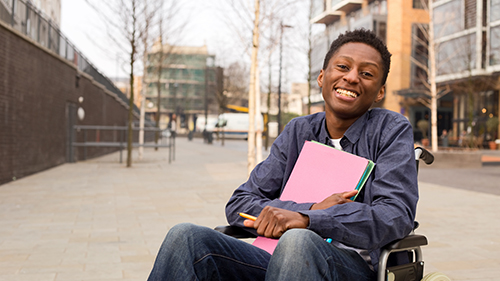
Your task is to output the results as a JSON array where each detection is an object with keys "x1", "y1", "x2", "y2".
[{"x1": 238, "y1": 212, "x2": 257, "y2": 221}]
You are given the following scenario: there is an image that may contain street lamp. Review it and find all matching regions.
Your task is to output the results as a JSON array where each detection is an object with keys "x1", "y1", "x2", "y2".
[{"x1": 277, "y1": 22, "x2": 293, "y2": 135}]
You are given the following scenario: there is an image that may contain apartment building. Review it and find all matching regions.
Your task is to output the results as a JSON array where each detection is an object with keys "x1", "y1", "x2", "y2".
[
  {"x1": 311, "y1": 0, "x2": 432, "y2": 141},
  {"x1": 144, "y1": 42, "x2": 220, "y2": 132}
]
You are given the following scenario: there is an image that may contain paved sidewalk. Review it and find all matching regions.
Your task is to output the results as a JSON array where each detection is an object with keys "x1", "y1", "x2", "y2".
[{"x1": 0, "y1": 138, "x2": 499, "y2": 280}]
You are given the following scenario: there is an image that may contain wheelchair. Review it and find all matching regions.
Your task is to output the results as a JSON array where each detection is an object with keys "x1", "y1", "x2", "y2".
[{"x1": 215, "y1": 147, "x2": 451, "y2": 281}]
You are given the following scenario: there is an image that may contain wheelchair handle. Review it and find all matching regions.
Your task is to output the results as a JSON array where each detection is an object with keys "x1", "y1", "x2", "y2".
[{"x1": 415, "y1": 147, "x2": 434, "y2": 165}]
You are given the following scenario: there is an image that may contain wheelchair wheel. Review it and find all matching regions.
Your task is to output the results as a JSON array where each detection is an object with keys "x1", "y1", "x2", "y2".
[{"x1": 421, "y1": 272, "x2": 451, "y2": 281}]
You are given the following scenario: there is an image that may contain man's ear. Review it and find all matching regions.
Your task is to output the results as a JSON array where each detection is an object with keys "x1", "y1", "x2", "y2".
[
  {"x1": 374, "y1": 85, "x2": 385, "y2": 103},
  {"x1": 317, "y1": 69, "x2": 324, "y2": 88}
]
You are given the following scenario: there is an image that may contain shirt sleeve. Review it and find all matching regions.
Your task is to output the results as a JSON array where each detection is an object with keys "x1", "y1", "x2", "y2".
[
  {"x1": 225, "y1": 119, "x2": 314, "y2": 228},
  {"x1": 299, "y1": 117, "x2": 418, "y2": 251}
]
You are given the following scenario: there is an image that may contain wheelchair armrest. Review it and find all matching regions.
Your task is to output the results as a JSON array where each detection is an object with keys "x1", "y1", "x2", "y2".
[
  {"x1": 214, "y1": 225, "x2": 257, "y2": 239},
  {"x1": 384, "y1": 234, "x2": 428, "y2": 251}
]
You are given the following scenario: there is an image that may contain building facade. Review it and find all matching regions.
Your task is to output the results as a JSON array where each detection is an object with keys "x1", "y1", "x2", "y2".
[
  {"x1": 398, "y1": 0, "x2": 500, "y2": 147},
  {"x1": 310, "y1": 0, "x2": 398, "y2": 111},
  {"x1": 0, "y1": 0, "x2": 60, "y2": 27},
  {"x1": 310, "y1": 0, "x2": 500, "y2": 148},
  {"x1": 311, "y1": 0, "x2": 430, "y2": 133},
  {"x1": 428, "y1": 0, "x2": 500, "y2": 147},
  {"x1": 30, "y1": 0, "x2": 61, "y2": 26},
  {"x1": 144, "y1": 42, "x2": 220, "y2": 133}
]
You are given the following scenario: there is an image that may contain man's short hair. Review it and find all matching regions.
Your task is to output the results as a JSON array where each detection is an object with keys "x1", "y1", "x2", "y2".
[{"x1": 322, "y1": 29, "x2": 392, "y2": 85}]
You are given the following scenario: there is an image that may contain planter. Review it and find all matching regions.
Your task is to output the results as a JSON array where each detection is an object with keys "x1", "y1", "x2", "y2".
[{"x1": 489, "y1": 141, "x2": 498, "y2": 150}]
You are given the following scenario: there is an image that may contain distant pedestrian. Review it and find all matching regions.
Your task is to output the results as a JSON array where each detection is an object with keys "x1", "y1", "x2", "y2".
[
  {"x1": 441, "y1": 129, "x2": 449, "y2": 148},
  {"x1": 170, "y1": 114, "x2": 177, "y2": 138},
  {"x1": 459, "y1": 130, "x2": 466, "y2": 147}
]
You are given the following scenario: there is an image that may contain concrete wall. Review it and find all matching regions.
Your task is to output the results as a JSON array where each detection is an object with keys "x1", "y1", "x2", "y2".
[{"x1": 0, "y1": 22, "x2": 139, "y2": 185}]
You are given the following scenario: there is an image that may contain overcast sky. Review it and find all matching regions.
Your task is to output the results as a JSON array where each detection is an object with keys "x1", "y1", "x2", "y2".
[
  {"x1": 59, "y1": 1, "x2": 313, "y2": 87},
  {"x1": 60, "y1": 0, "x2": 227, "y2": 78}
]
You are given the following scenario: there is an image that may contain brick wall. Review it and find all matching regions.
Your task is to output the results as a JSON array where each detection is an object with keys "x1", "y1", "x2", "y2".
[{"x1": 0, "y1": 23, "x2": 141, "y2": 185}]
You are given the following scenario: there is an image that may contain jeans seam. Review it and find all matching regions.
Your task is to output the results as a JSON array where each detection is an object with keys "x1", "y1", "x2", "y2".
[{"x1": 193, "y1": 253, "x2": 268, "y2": 272}]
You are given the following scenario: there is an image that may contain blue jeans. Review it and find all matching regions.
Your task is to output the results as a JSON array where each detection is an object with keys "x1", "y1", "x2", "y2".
[{"x1": 148, "y1": 223, "x2": 376, "y2": 281}]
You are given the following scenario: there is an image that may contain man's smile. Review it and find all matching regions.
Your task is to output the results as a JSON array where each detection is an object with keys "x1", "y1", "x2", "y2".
[{"x1": 335, "y1": 88, "x2": 359, "y2": 99}]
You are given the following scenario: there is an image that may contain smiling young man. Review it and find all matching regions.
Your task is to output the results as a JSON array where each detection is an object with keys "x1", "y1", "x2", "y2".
[{"x1": 148, "y1": 29, "x2": 418, "y2": 281}]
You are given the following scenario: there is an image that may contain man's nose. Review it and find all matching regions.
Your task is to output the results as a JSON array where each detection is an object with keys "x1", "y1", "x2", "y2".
[{"x1": 343, "y1": 69, "x2": 360, "y2": 84}]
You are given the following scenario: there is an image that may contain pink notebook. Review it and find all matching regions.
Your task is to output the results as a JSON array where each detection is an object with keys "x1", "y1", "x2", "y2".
[{"x1": 252, "y1": 140, "x2": 373, "y2": 254}]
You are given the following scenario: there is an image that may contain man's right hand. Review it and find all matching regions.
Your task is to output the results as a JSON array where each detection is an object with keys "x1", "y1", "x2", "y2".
[
  {"x1": 243, "y1": 206, "x2": 310, "y2": 239},
  {"x1": 310, "y1": 190, "x2": 358, "y2": 210}
]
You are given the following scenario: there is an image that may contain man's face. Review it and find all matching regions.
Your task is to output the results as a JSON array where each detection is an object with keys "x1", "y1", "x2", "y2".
[{"x1": 317, "y1": 42, "x2": 385, "y2": 121}]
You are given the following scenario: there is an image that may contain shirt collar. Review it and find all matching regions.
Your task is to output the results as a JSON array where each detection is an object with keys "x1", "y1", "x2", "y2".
[
  {"x1": 319, "y1": 116, "x2": 331, "y2": 145},
  {"x1": 319, "y1": 110, "x2": 371, "y2": 146},
  {"x1": 343, "y1": 110, "x2": 370, "y2": 144}
]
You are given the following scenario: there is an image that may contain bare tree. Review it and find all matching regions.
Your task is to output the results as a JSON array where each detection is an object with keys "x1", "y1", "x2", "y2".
[
  {"x1": 138, "y1": 0, "x2": 157, "y2": 159},
  {"x1": 153, "y1": 15, "x2": 164, "y2": 150},
  {"x1": 124, "y1": 0, "x2": 141, "y2": 167},
  {"x1": 85, "y1": 0, "x2": 187, "y2": 164},
  {"x1": 409, "y1": 0, "x2": 450, "y2": 152},
  {"x1": 247, "y1": 0, "x2": 260, "y2": 174},
  {"x1": 148, "y1": 1, "x2": 185, "y2": 149},
  {"x1": 85, "y1": 0, "x2": 157, "y2": 166},
  {"x1": 219, "y1": 0, "x2": 304, "y2": 167}
]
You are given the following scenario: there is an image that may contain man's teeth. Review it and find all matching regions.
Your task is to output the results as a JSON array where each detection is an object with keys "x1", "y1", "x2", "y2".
[{"x1": 337, "y1": 89, "x2": 357, "y2": 98}]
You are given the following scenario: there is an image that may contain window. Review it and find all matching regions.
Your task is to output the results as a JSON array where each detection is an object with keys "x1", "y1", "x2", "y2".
[
  {"x1": 490, "y1": 26, "x2": 500, "y2": 66},
  {"x1": 464, "y1": 0, "x2": 476, "y2": 29},
  {"x1": 437, "y1": 34, "x2": 476, "y2": 75},
  {"x1": 413, "y1": 0, "x2": 427, "y2": 9},
  {"x1": 371, "y1": 20, "x2": 387, "y2": 44},
  {"x1": 182, "y1": 69, "x2": 188, "y2": 78},
  {"x1": 434, "y1": 0, "x2": 462, "y2": 38},
  {"x1": 411, "y1": 24, "x2": 429, "y2": 88},
  {"x1": 491, "y1": 0, "x2": 500, "y2": 22}
]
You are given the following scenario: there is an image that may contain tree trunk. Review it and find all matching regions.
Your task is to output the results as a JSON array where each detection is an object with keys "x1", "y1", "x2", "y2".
[
  {"x1": 139, "y1": 2, "x2": 150, "y2": 160},
  {"x1": 428, "y1": 1, "x2": 438, "y2": 152},
  {"x1": 247, "y1": 0, "x2": 260, "y2": 175},
  {"x1": 127, "y1": 59, "x2": 134, "y2": 167},
  {"x1": 155, "y1": 21, "x2": 164, "y2": 151},
  {"x1": 307, "y1": 0, "x2": 313, "y2": 115},
  {"x1": 265, "y1": 53, "x2": 272, "y2": 151},
  {"x1": 139, "y1": 94, "x2": 145, "y2": 160},
  {"x1": 256, "y1": 69, "x2": 262, "y2": 163},
  {"x1": 126, "y1": 0, "x2": 138, "y2": 167}
]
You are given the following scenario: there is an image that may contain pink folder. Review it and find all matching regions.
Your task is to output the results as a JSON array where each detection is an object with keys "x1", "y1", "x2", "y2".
[{"x1": 252, "y1": 140, "x2": 372, "y2": 254}]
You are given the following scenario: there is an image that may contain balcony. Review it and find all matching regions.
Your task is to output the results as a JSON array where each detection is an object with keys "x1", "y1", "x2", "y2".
[
  {"x1": 331, "y1": 0, "x2": 363, "y2": 14},
  {"x1": 311, "y1": 10, "x2": 343, "y2": 25},
  {"x1": 312, "y1": 0, "x2": 366, "y2": 25}
]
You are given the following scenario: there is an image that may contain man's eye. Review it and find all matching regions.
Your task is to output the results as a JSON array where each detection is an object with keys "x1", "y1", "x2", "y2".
[
  {"x1": 361, "y1": 71, "x2": 373, "y2": 77},
  {"x1": 337, "y1": 65, "x2": 348, "y2": 70}
]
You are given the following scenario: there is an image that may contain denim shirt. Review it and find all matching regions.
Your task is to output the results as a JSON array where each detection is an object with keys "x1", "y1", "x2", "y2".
[{"x1": 225, "y1": 108, "x2": 418, "y2": 271}]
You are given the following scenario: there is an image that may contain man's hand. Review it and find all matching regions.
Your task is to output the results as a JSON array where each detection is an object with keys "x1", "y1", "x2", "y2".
[
  {"x1": 310, "y1": 190, "x2": 358, "y2": 210},
  {"x1": 243, "y1": 206, "x2": 309, "y2": 239}
]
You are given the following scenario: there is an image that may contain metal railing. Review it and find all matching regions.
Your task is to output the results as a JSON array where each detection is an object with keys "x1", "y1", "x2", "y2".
[
  {"x1": 0, "y1": 0, "x2": 141, "y2": 114},
  {"x1": 70, "y1": 125, "x2": 175, "y2": 164}
]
